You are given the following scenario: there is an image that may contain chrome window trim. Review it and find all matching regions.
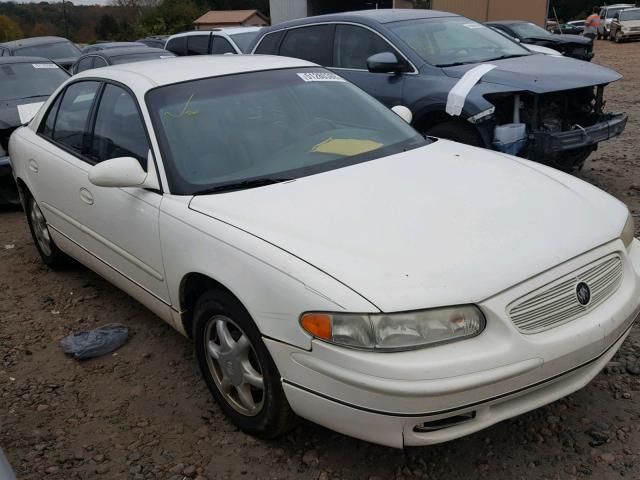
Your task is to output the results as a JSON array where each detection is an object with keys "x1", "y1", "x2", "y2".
[{"x1": 251, "y1": 21, "x2": 419, "y2": 75}]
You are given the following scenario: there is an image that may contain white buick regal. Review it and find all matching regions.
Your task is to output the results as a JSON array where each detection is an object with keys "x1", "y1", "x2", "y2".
[{"x1": 9, "y1": 56, "x2": 640, "y2": 448}]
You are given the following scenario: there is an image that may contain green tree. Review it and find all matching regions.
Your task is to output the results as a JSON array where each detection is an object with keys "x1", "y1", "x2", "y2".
[
  {"x1": 157, "y1": 0, "x2": 200, "y2": 34},
  {"x1": 0, "y1": 14, "x2": 23, "y2": 41},
  {"x1": 96, "y1": 13, "x2": 121, "y2": 40}
]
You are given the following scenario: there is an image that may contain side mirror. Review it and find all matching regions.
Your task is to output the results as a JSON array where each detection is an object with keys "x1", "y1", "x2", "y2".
[
  {"x1": 391, "y1": 105, "x2": 413, "y2": 124},
  {"x1": 89, "y1": 157, "x2": 148, "y2": 188},
  {"x1": 367, "y1": 52, "x2": 404, "y2": 74}
]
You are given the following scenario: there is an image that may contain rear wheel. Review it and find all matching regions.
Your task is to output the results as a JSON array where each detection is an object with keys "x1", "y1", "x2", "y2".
[
  {"x1": 425, "y1": 121, "x2": 484, "y2": 148},
  {"x1": 25, "y1": 195, "x2": 72, "y2": 269},
  {"x1": 193, "y1": 289, "x2": 297, "y2": 438}
]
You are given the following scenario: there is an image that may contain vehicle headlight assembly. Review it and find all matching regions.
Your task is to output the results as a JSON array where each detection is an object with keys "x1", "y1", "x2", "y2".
[
  {"x1": 622, "y1": 211, "x2": 635, "y2": 250},
  {"x1": 300, "y1": 305, "x2": 485, "y2": 351}
]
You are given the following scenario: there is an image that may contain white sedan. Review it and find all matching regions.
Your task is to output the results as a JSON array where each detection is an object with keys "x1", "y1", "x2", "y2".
[{"x1": 9, "y1": 56, "x2": 640, "y2": 448}]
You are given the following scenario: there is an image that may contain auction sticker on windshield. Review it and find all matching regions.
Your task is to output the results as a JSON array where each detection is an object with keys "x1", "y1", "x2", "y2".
[
  {"x1": 297, "y1": 72, "x2": 345, "y2": 82},
  {"x1": 32, "y1": 64, "x2": 58, "y2": 69}
]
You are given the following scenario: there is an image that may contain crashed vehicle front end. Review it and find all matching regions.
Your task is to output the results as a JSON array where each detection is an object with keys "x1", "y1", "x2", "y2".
[
  {"x1": 0, "y1": 117, "x2": 20, "y2": 206},
  {"x1": 445, "y1": 56, "x2": 627, "y2": 172}
]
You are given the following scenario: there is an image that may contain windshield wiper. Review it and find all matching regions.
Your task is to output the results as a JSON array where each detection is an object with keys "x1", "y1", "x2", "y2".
[
  {"x1": 485, "y1": 53, "x2": 530, "y2": 61},
  {"x1": 19, "y1": 95, "x2": 49, "y2": 100},
  {"x1": 192, "y1": 177, "x2": 291, "y2": 195},
  {"x1": 436, "y1": 61, "x2": 474, "y2": 67}
]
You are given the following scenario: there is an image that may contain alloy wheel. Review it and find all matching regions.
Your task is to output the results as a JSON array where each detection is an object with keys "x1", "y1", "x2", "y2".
[{"x1": 204, "y1": 315, "x2": 265, "y2": 416}]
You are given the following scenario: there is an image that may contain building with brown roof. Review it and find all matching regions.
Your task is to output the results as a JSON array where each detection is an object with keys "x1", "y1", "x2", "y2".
[{"x1": 193, "y1": 10, "x2": 270, "y2": 30}]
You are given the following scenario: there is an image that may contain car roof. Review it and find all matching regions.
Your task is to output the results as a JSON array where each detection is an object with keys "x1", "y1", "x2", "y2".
[
  {"x1": 169, "y1": 27, "x2": 261, "y2": 39},
  {"x1": 485, "y1": 20, "x2": 531, "y2": 25},
  {"x1": 0, "y1": 36, "x2": 71, "y2": 49},
  {"x1": 89, "y1": 41, "x2": 145, "y2": 49},
  {"x1": 89, "y1": 46, "x2": 168, "y2": 58},
  {"x1": 73, "y1": 54, "x2": 315, "y2": 89},
  {"x1": 0, "y1": 55, "x2": 57, "y2": 65},
  {"x1": 602, "y1": 3, "x2": 636, "y2": 8},
  {"x1": 258, "y1": 8, "x2": 456, "y2": 31},
  {"x1": 621, "y1": 7, "x2": 640, "y2": 12}
]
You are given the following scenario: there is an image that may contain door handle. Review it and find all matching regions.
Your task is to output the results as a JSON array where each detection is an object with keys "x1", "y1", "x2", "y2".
[
  {"x1": 28, "y1": 159, "x2": 38, "y2": 173},
  {"x1": 79, "y1": 188, "x2": 94, "y2": 205}
]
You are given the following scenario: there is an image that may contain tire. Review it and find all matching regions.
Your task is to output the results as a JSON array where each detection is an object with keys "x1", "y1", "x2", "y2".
[
  {"x1": 425, "y1": 121, "x2": 484, "y2": 148},
  {"x1": 25, "y1": 194, "x2": 72, "y2": 269},
  {"x1": 615, "y1": 32, "x2": 623, "y2": 43},
  {"x1": 193, "y1": 289, "x2": 297, "y2": 439}
]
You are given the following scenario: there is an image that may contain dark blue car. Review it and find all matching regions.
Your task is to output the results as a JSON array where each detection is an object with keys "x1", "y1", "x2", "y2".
[{"x1": 248, "y1": 9, "x2": 627, "y2": 171}]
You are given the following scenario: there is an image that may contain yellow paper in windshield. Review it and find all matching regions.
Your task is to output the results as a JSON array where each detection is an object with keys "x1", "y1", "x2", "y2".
[{"x1": 310, "y1": 138, "x2": 383, "y2": 156}]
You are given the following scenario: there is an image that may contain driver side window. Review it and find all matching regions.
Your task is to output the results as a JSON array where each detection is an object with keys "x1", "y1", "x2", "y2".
[
  {"x1": 333, "y1": 25, "x2": 395, "y2": 70},
  {"x1": 88, "y1": 84, "x2": 149, "y2": 168}
]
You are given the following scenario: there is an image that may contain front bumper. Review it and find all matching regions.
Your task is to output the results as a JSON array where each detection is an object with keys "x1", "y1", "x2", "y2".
[
  {"x1": 267, "y1": 239, "x2": 640, "y2": 447},
  {"x1": 531, "y1": 112, "x2": 627, "y2": 155},
  {"x1": 619, "y1": 30, "x2": 640, "y2": 40}
]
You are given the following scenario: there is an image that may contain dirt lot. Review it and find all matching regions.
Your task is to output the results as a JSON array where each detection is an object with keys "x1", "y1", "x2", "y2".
[{"x1": 2, "y1": 40, "x2": 640, "y2": 480}]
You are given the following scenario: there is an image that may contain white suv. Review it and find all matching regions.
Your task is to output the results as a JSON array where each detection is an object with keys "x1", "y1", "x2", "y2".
[
  {"x1": 165, "y1": 27, "x2": 261, "y2": 55},
  {"x1": 599, "y1": 4, "x2": 636, "y2": 39}
]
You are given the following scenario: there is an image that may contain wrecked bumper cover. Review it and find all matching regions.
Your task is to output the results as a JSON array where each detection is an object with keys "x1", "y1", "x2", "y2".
[{"x1": 531, "y1": 112, "x2": 627, "y2": 154}]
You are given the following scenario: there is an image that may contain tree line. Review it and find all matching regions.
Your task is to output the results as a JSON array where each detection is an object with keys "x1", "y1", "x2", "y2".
[
  {"x1": 0, "y1": 0, "x2": 269, "y2": 43},
  {"x1": 0, "y1": 0, "x2": 606, "y2": 45}
]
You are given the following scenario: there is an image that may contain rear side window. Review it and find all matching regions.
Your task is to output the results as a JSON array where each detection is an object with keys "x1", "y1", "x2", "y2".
[
  {"x1": 213, "y1": 36, "x2": 236, "y2": 54},
  {"x1": 187, "y1": 34, "x2": 210, "y2": 55},
  {"x1": 41, "y1": 94, "x2": 63, "y2": 138},
  {"x1": 93, "y1": 57, "x2": 108, "y2": 68},
  {"x1": 74, "y1": 56, "x2": 94, "y2": 74},
  {"x1": 254, "y1": 30, "x2": 284, "y2": 54},
  {"x1": 45, "y1": 81, "x2": 100, "y2": 154},
  {"x1": 89, "y1": 84, "x2": 149, "y2": 167},
  {"x1": 279, "y1": 25, "x2": 334, "y2": 66},
  {"x1": 334, "y1": 25, "x2": 394, "y2": 70},
  {"x1": 166, "y1": 37, "x2": 187, "y2": 56}
]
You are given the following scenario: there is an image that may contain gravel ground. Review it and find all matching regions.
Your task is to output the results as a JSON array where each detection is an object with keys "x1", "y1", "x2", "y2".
[{"x1": 2, "y1": 40, "x2": 640, "y2": 480}]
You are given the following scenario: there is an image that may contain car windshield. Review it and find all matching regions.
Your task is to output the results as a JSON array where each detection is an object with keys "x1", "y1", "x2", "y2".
[
  {"x1": 110, "y1": 52, "x2": 174, "y2": 65},
  {"x1": 15, "y1": 41, "x2": 81, "y2": 59},
  {"x1": 621, "y1": 9, "x2": 640, "y2": 20},
  {"x1": 147, "y1": 68, "x2": 427, "y2": 195},
  {"x1": 606, "y1": 7, "x2": 628, "y2": 18},
  {"x1": 229, "y1": 32, "x2": 258, "y2": 52},
  {"x1": 388, "y1": 17, "x2": 531, "y2": 67},
  {"x1": 510, "y1": 22, "x2": 552, "y2": 38},
  {"x1": 0, "y1": 62, "x2": 68, "y2": 101}
]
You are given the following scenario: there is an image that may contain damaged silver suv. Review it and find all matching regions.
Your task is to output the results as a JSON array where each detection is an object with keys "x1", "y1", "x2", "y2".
[{"x1": 249, "y1": 9, "x2": 627, "y2": 171}]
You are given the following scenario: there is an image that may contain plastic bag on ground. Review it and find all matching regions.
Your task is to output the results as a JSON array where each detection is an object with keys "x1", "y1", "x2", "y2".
[{"x1": 60, "y1": 323, "x2": 128, "y2": 360}]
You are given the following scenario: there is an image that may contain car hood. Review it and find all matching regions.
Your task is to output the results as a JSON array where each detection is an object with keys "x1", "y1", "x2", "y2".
[
  {"x1": 0, "y1": 96, "x2": 49, "y2": 130},
  {"x1": 523, "y1": 33, "x2": 592, "y2": 45},
  {"x1": 442, "y1": 54, "x2": 621, "y2": 93},
  {"x1": 52, "y1": 56, "x2": 78, "y2": 69},
  {"x1": 621, "y1": 19, "x2": 640, "y2": 28},
  {"x1": 189, "y1": 140, "x2": 625, "y2": 312}
]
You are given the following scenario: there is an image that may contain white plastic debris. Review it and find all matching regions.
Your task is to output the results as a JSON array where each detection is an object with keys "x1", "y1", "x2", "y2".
[{"x1": 446, "y1": 64, "x2": 497, "y2": 116}]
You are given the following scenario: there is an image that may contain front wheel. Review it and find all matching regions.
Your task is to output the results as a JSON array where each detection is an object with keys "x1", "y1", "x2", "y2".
[
  {"x1": 615, "y1": 31, "x2": 623, "y2": 43},
  {"x1": 193, "y1": 290, "x2": 297, "y2": 438},
  {"x1": 425, "y1": 121, "x2": 484, "y2": 148}
]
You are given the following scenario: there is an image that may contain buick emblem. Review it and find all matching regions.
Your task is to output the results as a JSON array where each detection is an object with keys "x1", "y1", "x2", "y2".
[{"x1": 576, "y1": 282, "x2": 591, "y2": 306}]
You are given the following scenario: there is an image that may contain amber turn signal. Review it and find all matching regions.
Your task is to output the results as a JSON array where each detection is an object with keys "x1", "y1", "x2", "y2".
[{"x1": 300, "y1": 313, "x2": 332, "y2": 340}]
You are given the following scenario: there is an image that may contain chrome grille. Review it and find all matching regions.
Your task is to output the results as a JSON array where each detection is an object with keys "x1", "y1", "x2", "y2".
[{"x1": 508, "y1": 254, "x2": 623, "y2": 334}]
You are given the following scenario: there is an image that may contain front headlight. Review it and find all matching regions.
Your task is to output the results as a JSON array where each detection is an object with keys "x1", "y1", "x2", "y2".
[
  {"x1": 300, "y1": 305, "x2": 485, "y2": 351},
  {"x1": 622, "y1": 211, "x2": 635, "y2": 249}
]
